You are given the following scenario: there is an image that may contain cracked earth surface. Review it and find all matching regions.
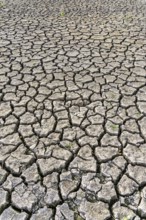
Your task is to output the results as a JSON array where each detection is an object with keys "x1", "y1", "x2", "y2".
[{"x1": 0, "y1": 0, "x2": 146, "y2": 219}]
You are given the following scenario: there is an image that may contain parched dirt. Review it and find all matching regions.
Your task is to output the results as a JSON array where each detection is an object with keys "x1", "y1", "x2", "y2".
[{"x1": 0, "y1": 0, "x2": 146, "y2": 219}]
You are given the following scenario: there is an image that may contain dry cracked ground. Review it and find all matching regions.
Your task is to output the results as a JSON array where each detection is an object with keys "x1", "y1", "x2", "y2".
[{"x1": 0, "y1": 0, "x2": 146, "y2": 219}]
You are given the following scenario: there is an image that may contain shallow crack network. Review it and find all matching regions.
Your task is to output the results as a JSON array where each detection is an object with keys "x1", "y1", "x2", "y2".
[{"x1": 0, "y1": 0, "x2": 146, "y2": 219}]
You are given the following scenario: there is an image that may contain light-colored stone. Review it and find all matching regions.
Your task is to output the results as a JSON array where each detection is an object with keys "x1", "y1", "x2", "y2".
[
  {"x1": 79, "y1": 200, "x2": 110, "y2": 220},
  {"x1": 21, "y1": 164, "x2": 40, "y2": 183},
  {"x1": 66, "y1": 50, "x2": 79, "y2": 57},
  {"x1": 95, "y1": 146, "x2": 119, "y2": 162},
  {"x1": 60, "y1": 171, "x2": 80, "y2": 199},
  {"x1": 5, "y1": 145, "x2": 34, "y2": 174},
  {"x1": 118, "y1": 175, "x2": 138, "y2": 196},
  {"x1": 11, "y1": 182, "x2": 45, "y2": 212},
  {"x1": 127, "y1": 164, "x2": 146, "y2": 185},
  {"x1": 123, "y1": 144, "x2": 146, "y2": 165},
  {"x1": 30, "y1": 207, "x2": 53, "y2": 220},
  {"x1": 138, "y1": 187, "x2": 146, "y2": 217},
  {"x1": 0, "y1": 207, "x2": 28, "y2": 220},
  {"x1": 113, "y1": 202, "x2": 140, "y2": 219},
  {"x1": 55, "y1": 203, "x2": 74, "y2": 220},
  {"x1": 0, "y1": 188, "x2": 8, "y2": 210},
  {"x1": 0, "y1": 102, "x2": 12, "y2": 118}
]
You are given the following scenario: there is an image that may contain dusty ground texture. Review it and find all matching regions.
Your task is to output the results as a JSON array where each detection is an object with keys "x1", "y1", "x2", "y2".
[{"x1": 0, "y1": 0, "x2": 146, "y2": 219}]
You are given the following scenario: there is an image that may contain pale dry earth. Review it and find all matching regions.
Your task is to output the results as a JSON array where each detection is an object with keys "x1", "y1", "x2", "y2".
[{"x1": 0, "y1": 0, "x2": 146, "y2": 219}]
